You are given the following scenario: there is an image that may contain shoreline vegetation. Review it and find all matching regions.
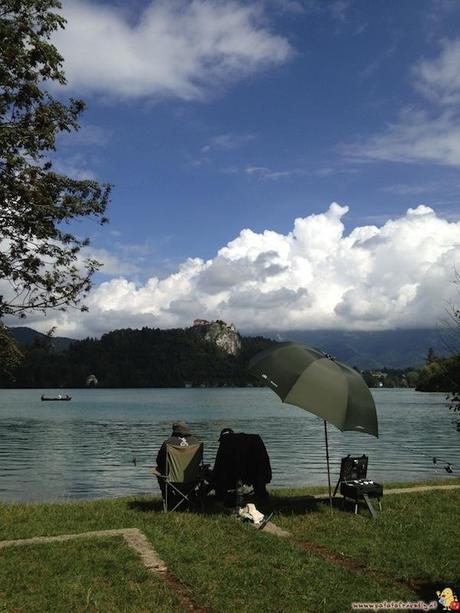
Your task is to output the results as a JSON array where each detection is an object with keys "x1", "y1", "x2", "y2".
[
  {"x1": 1, "y1": 479, "x2": 459, "y2": 612},
  {"x1": 3, "y1": 323, "x2": 458, "y2": 392}
]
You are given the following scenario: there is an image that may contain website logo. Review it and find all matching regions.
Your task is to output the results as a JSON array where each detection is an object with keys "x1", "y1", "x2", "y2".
[{"x1": 436, "y1": 587, "x2": 459, "y2": 611}]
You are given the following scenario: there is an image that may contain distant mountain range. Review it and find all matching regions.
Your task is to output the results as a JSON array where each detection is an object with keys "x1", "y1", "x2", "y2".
[
  {"x1": 9, "y1": 325, "x2": 451, "y2": 369},
  {"x1": 9, "y1": 327, "x2": 75, "y2": 353},
  {"x1": 258, "y1": 328, "x2": 450, "y2": 369}
]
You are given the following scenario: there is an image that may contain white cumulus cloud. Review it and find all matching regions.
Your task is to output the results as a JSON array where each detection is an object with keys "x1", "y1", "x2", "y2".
[
  {"x1": 17, "y1": 203, "x2": 460, "y2": 338},
  {"x1": 54, "y1": 0, "x2": 292, "y2": 100}
]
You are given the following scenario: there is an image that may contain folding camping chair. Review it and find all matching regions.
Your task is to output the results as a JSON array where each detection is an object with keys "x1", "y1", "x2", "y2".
[
  {"x1": 333, "y1": 454, "x2": 383, "y2": 519},
  {"x1": 153, "y1": 442, "x2": 205, "y2": 512}
]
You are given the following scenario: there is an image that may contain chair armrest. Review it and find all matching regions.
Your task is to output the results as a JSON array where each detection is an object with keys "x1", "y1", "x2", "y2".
[{"x1": 150, "y1": 467, "x2": 164, "y2": 477}]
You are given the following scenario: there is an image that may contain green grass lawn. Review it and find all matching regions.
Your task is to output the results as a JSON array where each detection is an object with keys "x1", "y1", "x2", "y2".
[
  {"x1": 0, "y1": 481, "x2": 458, "y2": 612},
  {"x1": 0, "y1": 537, "x2": 180, "y2": 613},
  {"x1": 272, "y1": 488, "x2": 460, "y2": 583}
]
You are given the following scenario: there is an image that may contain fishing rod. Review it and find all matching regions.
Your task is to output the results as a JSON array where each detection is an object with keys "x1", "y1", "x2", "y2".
[
  {"x1": 296, "y1": 423, "x2": 458, "y2": 475},
  {"x1": 130, "y1": 441, "x2": 458, "y2": 476},
  {"x1": 354, "y1": 435, "x2": 458, "y2": 475}
]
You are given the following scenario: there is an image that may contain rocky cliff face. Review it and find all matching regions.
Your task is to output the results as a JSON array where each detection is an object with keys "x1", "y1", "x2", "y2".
[{"x1": 192, "y1": 319, "x2": 241, "y2": 356}]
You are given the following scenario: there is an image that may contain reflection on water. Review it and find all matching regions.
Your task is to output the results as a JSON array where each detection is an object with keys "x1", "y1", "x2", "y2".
[{"x1": 0, "y1": 388, "x2": 458, "y2": 502}]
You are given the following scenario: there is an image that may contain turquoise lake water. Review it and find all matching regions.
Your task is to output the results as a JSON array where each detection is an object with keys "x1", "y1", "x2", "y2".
[{"x1": 0, "y1": 387, "x2": 458, "y2": 502}]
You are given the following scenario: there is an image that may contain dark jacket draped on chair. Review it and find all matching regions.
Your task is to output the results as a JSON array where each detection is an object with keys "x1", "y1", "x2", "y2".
[{"x1": 213, "y1": 433, "x2": 272, "y2": 495}]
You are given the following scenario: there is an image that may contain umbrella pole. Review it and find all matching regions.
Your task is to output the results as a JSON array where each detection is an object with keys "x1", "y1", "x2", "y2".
[{"x1": 324, "y1": 420, "x2": 332, "y2": 512}]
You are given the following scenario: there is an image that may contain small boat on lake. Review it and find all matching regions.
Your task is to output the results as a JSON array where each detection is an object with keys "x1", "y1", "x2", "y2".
[{"x1": 40, "y1": 394, "x2": 72, "y2": 402}]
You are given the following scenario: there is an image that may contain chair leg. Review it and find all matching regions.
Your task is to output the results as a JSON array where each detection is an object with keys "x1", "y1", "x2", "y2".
[
  {"x1": 163, "y1": 481, "x2": 207, "y2": 513},
  {"x1": 166, "y1": 482, "x2": 185, "y2": 512},
  {"x1": 333, "y1": 478, "x2": 341, "y2": 498},
  {"x1": 170, "y1": 496, "x2": 188, "y2": 512},
  {"x1": 362, "y1": 493, "x2": 378, "y2": 519},
  {"x1": 168, "y1": 483, "x2": 199, "y2": 512},
  {"x1": 354, "y1": 499, "x2": 358, "y2": 515},
  {"x1": 196, "y1": 487, "x2": 205, "y2": 513},
  {"x1": 378, "y1": 498, "x2": 382, "y2": 511}
]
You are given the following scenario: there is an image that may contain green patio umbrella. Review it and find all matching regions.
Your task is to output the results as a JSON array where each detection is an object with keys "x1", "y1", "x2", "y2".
[{"x1": 248, "y1": 343, "x2": 378, "y2": 508}]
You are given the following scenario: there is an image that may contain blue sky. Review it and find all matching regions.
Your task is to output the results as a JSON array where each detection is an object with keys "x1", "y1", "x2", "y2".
[{"x1": 16, "y1": 0, "x2": 460, "y2": 337}]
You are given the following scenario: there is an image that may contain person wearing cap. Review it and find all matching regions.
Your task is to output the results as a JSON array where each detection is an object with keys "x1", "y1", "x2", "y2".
[
  {"x1": 155, "y1": 421, "x2": 200, "y2": 498},
  {"x1": 219, "y1": 427, "x2": 234, "y2": 440}
]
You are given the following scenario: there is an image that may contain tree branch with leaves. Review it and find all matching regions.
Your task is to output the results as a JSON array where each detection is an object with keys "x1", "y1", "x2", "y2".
[
  {"x1": 0, "y1": 0, "x2": 111, "y2": 322},
  {"x1": 447, "y1": 272, "x2": 460, "y2": 426}
]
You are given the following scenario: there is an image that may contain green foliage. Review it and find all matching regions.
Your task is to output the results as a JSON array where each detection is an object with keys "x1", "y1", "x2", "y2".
[
  {"x1": 2, "y1": 326, "x2": 278, "y2": 388},
  {"x1": 447, "y1": 282, "x2": 460, "y2": 419},
  {"x1": 0, "y1": 325, "x2": 23, "y2": 378},
  {"x1": 361, "y1": 367, "x2": 419, "y2": 388},
  {"x1": 416, "y1": 354, "x2": 460, "y2": 392},
  {"x1": 0, "y1": 0, "x2": 110, "y2": 319}
]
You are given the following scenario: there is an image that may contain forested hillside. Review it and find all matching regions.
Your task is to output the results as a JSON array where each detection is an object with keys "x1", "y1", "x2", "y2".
[
  {"x1": 5, "y1": 324, "x2": 449, "y2": 390},
  {"x1": 1, "y1": 327, "x2": 277, "y2": 388}
]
